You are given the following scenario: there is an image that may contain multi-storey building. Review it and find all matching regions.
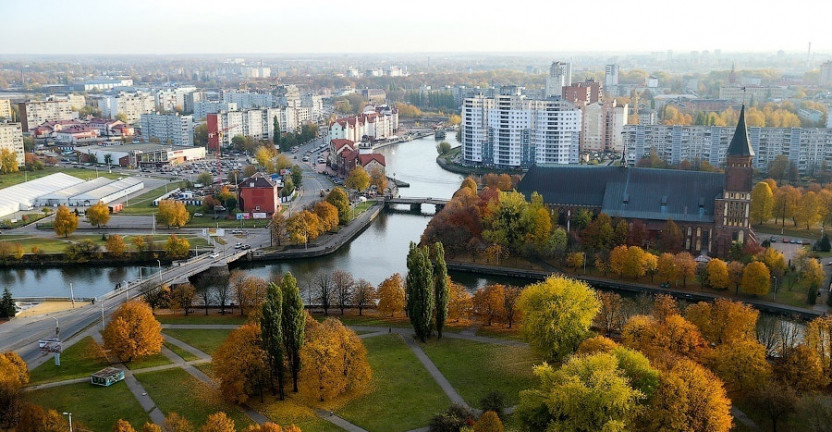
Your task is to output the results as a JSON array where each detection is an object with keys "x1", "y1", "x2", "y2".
[
  {"x1": 155, "y1": 87, "x2": 197, "y2": 112},
  {"x1": 72, "y1": 77, "x2": 133, "y2": 92},
  {"x1": 99, "y1": 92, "x2": 156, "y2": 124},
  {"x1": 206, "y1": 107, "x2": 295, "y2": 151},
  {"x1": 0, "y1": 122, "x2": 25, "y2": 167},
  {"x1": 563, "y1": 79, "x2": 602, "y2": 105},
  {"x1": 545, "y1": 61, "x2": 571, "y2": 99},
  {"x1": 193, "y1": 101, "x2": 238, "y2": 121},
  {"x1": 623, "y1": 122, "x2": 832, "y2": 174},
  {"x1": 140, "y1": 113, "x2": 194, "y2": 147},
  {"x1": 582, "y1": 100, "x2": 628, "y2": 153},
  {"x1": 604, "y1": 64, "x2": 619, "y2": 88},
  {"x1": 820, "y1": 61, "x2": 832, "y2": 88},
  {"x1": 461, "y1": 88, "x2": 582, "y2": 168},
  {"x1": 719, "y1": 85, "x2": 785, "y2": 102},
  {"x1": 327, "y1": 108, "x2": 399, "y2": 144},
  {"x1": 18, "y1": 99, "x2": 78, "y2": 132},
  {"x1": 0, "y1": 99, "x2": 12, "y2": 120}
]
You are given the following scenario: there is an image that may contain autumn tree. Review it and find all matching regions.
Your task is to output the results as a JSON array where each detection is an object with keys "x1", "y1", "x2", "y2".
[
  {"x1": 805, "y1": 316, "x2": 832, "y2": 371},
  {"x1": 156, "y1": 200, "x2": 190, "y2": 228},
  {"x1": 751, "y1": 181, "x2": 775, "y2": 224},
  {"x1": 705, "y1": 258, "x2": 729, "y2": 289},
  {"x1": 0, "y1": 148, "x2": 19, "y2": 173},
  {"x1": 622, "y1": 314, "x2": 708, "y2": 361},
  {"x1": 326, "y1": 188, "x2": 350, "y2": 223},
  {"x1": 473, "y1": 284, "x2": 506, "y2": 326},
  {"x1": 377, "y1": 273, "x2": 405, "y2": 317},
  {"x1": 214, "y1": 322, "x2": 268, "y2": 403},
  {"x1": 369, "y1": 166, "x2": 388, "y2": 192},
  {"x1": 594, "y1": 292, "x2": 625, "y2": 336},
  {"x1": 0, "y1": 351, "x2": 28, "y2": 428},
  {"x1": 164, "y1": 234, "x2": 190, "y2": 259},
  {"x1": 313, "y1": 272, "x2": 333, "y2": 316},
  {"x1": 645, "y1": 358, "x2": 733, "y2": 432},
  {"x1": 447, "y1": 282, "x2": 472, "y2": 322},
  {"x1": 609, "y1": 245, "x2": 629, "y2": 278},
  {"x1": 474, "y1": 411, "x2": 503, "y2": 432},
  {"x1": 286, "y1": 210, "x2": 321, "y2": 247},
  {"x1": 797, "y1": 258, "x2": 825, "y2": 297},
  {"x1": 280, "y1": 273, "x2": 305, "y2": 393},
  {"x1": 406, "y1": 243, "x2": 434, "y2": 341},
  {"x1": 565, "y1": 252, "x2": 584, "y2": 272},
  {"x1": 15, "y1": 404, "x2": 69, "y2": 432},
  {"x1": 53, "y1": 205, "x2": 78, "y2": 238},
  {"x1": 659, "y1": 219, "x2": 683, "y2": 252},
  {"x1": 758, "y1": 247, "x2": 787, "y2": 280},
  {"x1": 169, "y1": 284, "x2": 196, "y2": 316},
  {"x1": 685, "y1": 298, "x2": 758, "y2": 344},
  {"x1": 742, "y1": 261, "x2": 771, "y2": 295},
  {"x1": 103, "y1": 300, "x2": 163, "y2": 362},
  {"x1": 163, "y1": 413, "x2": 194, "y2": 432},
  {"x1": 517, "y1": 276, "x2": 599, "y2": 362},
  {"x1": 113, "y1": 419, "x2": 137, "y2": 432},
  {"x1": 774, "y1": 185, "x2": 801, "y2": 227},
  {"x1": 86, "y1": 201, "x2": 111, "y2": 227},
  {"x1": 777, "y1": 344, "x2": 828, "y2": 393},
  {"x1": 673, "y1": 252, "x2": 696, "y2": 287},
  {"x1": 754, "y1": 382, "x2": 797, "y2": 432},
  {"x1": 708, "y1": 339, "x2": 772, "y2": 395},
  {"x1": 345, "y1": 166, "x2": 370, "y2": 191},
  {"x1": 300, "y1": 318, "x2": 371, "y2": 401},
  {"x1": 261, "y1": 282, "x2": 285, "y2": 399},
  {"x1": 797, "y1": 191, "x2": 822, "y2": 229},
  {"x1": 106, "y1": 234, "x2": 127, "y2": 258},
  {"x1": 728, "y1": 260, "x2": 745, "y2": 293},
  {"x1": 657, "y1": 252, "x2": 677, "y2": 284},
  {"x1": 270, "y1": 212, "x2": 287, "y2": 246},
  {"x1": 231, "y1": 274, "x2": 267, "y2": 317},
  {"x1": 313, "y1": 201, "x2": 339, "y2": 232},
  {"x1": 502, "y1": 285, "x2": 522, "y2": 329},
  {"x1": 351, "y1": 279, "x2": 376, "y2": 316}
]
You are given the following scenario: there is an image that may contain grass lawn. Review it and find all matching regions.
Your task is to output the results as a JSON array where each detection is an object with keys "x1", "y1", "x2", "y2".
[
  {"x1": 27, "y1": 380, "x2": 150, "y2": 431},
  {"x1": 187, "y1": 214, "x2": 267, "y2": 228},
  {"x1": 156, "y1": 312, "x2": 249, "y2": 325},
  {"x1": 336, "y1": 334, "x2": 451, "y2": 432},
  {"x1": 313, "y1": 310, "x2": 412, "y2": 328},
  {"x1": 420, "y1": 338, "x2": 540, "y2": 408},
  {"x1": 2, "y1": 234, "x2": 108, "y2": 254},
  {"x1": 135, "y1": 368, "x2": 251, "y2": 430},
  {"x1": 162, "y1": 329, "x2": 232, "y2": 356},
  {"x1": 29, "y1": 336, "x2": 109, "y2": 384},
  {"x1": 476, "y1": 325, "x2": 525, "y2": 342},
  {"x1": 165, "y1": 341, "x2": 199, "y2": 362},
  {"x1": 124, "y1": 353, "x2": 173, "y2": 370},
  {"x1": 119, "y1": 184, "x2": 177, "y2": 215},
  {"x1": 0, "y1": 212, "x2": 47, "y2": 229}
]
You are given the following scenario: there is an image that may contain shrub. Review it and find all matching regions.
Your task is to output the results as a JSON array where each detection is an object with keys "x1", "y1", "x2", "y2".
[{"x1": 479, "y1": 391, "x2": 506, "y2": 418}]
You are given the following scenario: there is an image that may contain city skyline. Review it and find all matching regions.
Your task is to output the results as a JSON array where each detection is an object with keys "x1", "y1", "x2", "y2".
[{"x1": 3, "y1": 0, "x2": 832, "y2": 55}]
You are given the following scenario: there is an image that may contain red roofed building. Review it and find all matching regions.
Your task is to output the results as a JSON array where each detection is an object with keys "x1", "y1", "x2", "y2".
[
  {"x1": 55, "y1": 125, "x2": 99, "y2": 144},
  {"x1": 32, "y1": 120, "x2": 84, "y2": 139},
  {"x1": 337, "y1": 150, "x2": 386, "y2": 176},
  {"x1": 237, "y1": 172, "x2": 283, "y2": 216},
  {"x1": 327, "y1": 106, "x2": 398, "y2": 143}
]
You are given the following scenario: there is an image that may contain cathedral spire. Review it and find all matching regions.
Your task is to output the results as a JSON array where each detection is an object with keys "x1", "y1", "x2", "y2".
[{"x1": 727, "y1": 105, "x2": 754, "y2": 157}]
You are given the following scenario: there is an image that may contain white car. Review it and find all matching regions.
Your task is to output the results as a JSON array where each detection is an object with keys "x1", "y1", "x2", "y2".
[
  {"x1": 234, "y1": 243, "x2": 243, "y2": 249},
  {"x1": 209, "y1": 253, "x2": 220, "y2": 258}
]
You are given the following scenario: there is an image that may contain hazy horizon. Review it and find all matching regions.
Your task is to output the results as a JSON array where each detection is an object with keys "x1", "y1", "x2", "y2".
[{"x1": 3, "y1": 0, "x2": 831, "y2": 56}]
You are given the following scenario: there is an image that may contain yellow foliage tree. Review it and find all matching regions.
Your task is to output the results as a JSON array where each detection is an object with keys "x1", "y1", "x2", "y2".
[
  {"x1": 805, "y1": 316, "x2": 832, "y2": 371},
  {"x1": 474, "y1": 411, "x2": 504, "y2": 432},
  {"x1": 53, "y1": 205, "x2": 78, "y2": 238},
  {"x1": 750, "y1": 182, "x2": 775, "y2": 225},
  {"x1": 163, "y1": 413, "x2": 194, "y2": 432},
  {"x1": 708, "y1": 339, "x2": 772, "y2": 395},
  {"x1": 200, "y1": 412, "x2": 236, "y2": 432},
  {"x1": 369, "y1": 167, "x2": 387, "y2": 193},
  {"x1": 473, "y1": 284, "x2": 505, "y2": 326},
  {"x1": 213, "y1": 322, "x2": 269, "y2": 404},
  {"x1": 705, "y1": 258, "x2": 729, "y2": 290},
  {"x1": 622, "y1": 314, "x2": 708, "y2": 361},
  {"x1": 87, "y1": 201, "x2": 111, "y2": 228},
  {"x1": 345, "y1": 166, "x2": 370, "y2": 192},
  {"x1": 300, "y1": 318, "x2": 371, "y2": 401},
  {"x1": 102, "y1": 300, "x2": 163, "y2": 362},
  {"x1": 106, "y1": 234, "x2": 127, "y2": 258},
  {"x1": 656, "y1": 252, "x2": 677, "y2": 284},
  {"x1": 777, "y1": 344, "x2": 829, "y2": 393},
  {"x1": 164, "y1": 234, "x2": 190, "y2": 259},
  {"x1": 576, "y1": 335, "x2": 619, "y2": 355},
  {"x1": 156, "y1": 200, "x2": 190, "y2": 228},
  {"x1": 447, "y1": 282, "x2": 472, "y2": 322},
  {"x1": 376, "y1": 273, "x2": 405, "y2": 317},
  {"x1": 685, "y1": 298, "x2": 758, "y2": 344},
  {"x1": 287, "y1": 210, "x2": 321, "y2": 246},
  {"x1": 674, "y1": 252, "x2": 697, "y2": 287},
  {"x1": 0, "y1": 351, "x2": 29, "y2": 427},
  {"x1": 113, "y1": 419, "x2": 137, "y2": 432},
  {"x1": 565, "y1": 252, "x2": 584, "y2": 272},
  {"x1": 313, "y1": 201, "x2": 339, "y2": 232},
  {"x1": 741, "y1": 261, "x2": 771, "y2": 296}
]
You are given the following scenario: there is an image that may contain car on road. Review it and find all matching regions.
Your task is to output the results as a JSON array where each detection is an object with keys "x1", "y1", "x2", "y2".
[
  {"x1": 241, "y1": 244, "x2": 251, "y2": 250},
  {"x1": 209, "y1": 253, "x2": 220, "y2": 258},
  {"x1": 303, "y1": 156, "x2": 309, "y2": 162},
  {"x1": 234, "y1": 242, "x2": 243, "y2": 249}
]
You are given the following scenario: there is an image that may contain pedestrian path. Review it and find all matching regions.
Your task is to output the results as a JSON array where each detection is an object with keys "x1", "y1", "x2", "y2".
[{"x1": 402, "y1": 334, "x2": 470, "y2": 409}]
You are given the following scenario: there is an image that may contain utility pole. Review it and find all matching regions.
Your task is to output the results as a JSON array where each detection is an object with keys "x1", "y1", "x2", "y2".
[{"x1": 68, "y1": 283, "x2": 75, "y2": 308}]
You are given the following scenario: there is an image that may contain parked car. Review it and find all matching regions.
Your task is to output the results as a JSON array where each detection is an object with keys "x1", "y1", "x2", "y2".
[
  {"x1": 234, "y1": 242, "x2": 243, "y2": 249},
  {"x1": 241, "y1": 244, "x2": 251, "y2": 250}
]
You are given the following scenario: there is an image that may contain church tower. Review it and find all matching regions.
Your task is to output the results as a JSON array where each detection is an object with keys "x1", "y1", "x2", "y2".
[{"x1": 713, "y1": 106, "x2": 757, "y2": 256}]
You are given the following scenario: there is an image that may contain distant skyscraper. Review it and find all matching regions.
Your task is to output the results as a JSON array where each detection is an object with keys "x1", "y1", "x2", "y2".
[
  {"x1": 604, "y1": 64, "x2": 619, "y2": 87},
  {"x1": 545, "y1": 61, "x2": 571, "y2": 98},
  {"x1": 820, "y1": 61, "x2": 832, "y2": 88}
]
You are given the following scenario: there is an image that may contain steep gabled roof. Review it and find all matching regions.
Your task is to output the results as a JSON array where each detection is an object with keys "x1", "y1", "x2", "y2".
[
  {"x1": 358, "y1": 153, "x2": 385, "y2": 167},
  {"x1": 727, "y1": 105, "x2": 754, "y2": 157}
]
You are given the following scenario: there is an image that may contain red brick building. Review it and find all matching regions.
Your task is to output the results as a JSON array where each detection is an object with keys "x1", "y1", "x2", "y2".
[
  {"x1": 562, "y1": 79, "x2": 602, "y2": 105},
  {"x1": 237, "y1": 172, "x2": 282, "y2": 215}
]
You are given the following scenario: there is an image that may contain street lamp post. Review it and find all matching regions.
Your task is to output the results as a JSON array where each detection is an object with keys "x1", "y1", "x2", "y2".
[
  {"x1": 123, "y1": 280, "x2": 130, "y2": 301},
  {"x1": 68, "y1": 283, "x2": 75, "y2": 309},
  {"x1": 156, "y1": 260, "x2": 162, "y2": 285},
  {"x1": 62, "y1": 412, "x2": 73, "y2": 432},
  {"x1": 773, "y1": 276, "x2": 779, "y2": 300}
]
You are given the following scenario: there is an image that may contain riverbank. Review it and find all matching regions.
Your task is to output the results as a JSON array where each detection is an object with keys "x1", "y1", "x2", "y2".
[
  {"x1": 436, "y1": 151, "x2": 527, "y2": 176},
  {"x1": 447, "y1": 260, "x2": 824, "y2": 320},
  {"x1": 248, "y1": 203, "x2": 382, "y2": 261}
]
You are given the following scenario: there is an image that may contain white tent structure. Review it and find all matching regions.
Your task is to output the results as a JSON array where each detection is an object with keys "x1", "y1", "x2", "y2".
[
  {"x1": 67, "y1": 177, "x2": 144, "y2": 206},
  {"x1": 33, "y1": 177, "x2": 114, "y2": 207},
  {"x1": 0, "y1": 173, "x2": 83, "y2": 218}
]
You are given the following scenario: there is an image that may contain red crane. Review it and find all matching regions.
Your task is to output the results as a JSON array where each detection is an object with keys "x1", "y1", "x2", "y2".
[{"x1": 207, "y1": 124, "x2": 238, "y2": 187}]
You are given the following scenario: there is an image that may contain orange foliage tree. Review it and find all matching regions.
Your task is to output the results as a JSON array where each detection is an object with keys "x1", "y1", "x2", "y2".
[
  {"x1": 376, "y1": 274, "x2": 405, "y2": 317},
  {"x1": 299, "y1": 318, "x2": 371, "y2": 401},
  {"x1": 213, "y1": 322, "x2": 269, "y2": 404},
  {"x1": 102, "y1": 300, "x2": 163, "y2": 362}
]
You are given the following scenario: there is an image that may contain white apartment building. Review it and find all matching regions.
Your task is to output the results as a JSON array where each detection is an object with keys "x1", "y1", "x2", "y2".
[
  {"x1": 243, "y1": 67, "x2": 271, "y2": 78},
  {"x1": 0, "y1": 99, "x2": 11, "y2": 119},
  {"x1": 155, "y1": 87, "x2": 197, "y2": 112},
  {"x1": 820, "y1": 61, "x2": 832, "y2": 88},
  {"x1": 221, "y1": 90, "x2": 273, "y2": 109},
  {"x1": 605, "y1": 64, "x2": 619, "y2": 87},
  {"x1": 623, "y1": 124, "x2": 832, "y2": 174},
  {"x1": 0, "y1": 122, "x2": 25, "y2": 167},
  {"x1": 209, "y1": 107, "x2": 296, "y2": 147},
  {"x1": 73, "y1": 78, "x2": 133, "y2": 92},
  {"x1": 99, "y1": 92, "x2": 156, "y2": 124},
  {"x1": 18, "y1": 99, "x2": 78, "y2": 132},
  {"x1": 461, "y1": 90, "x2": 582, "y2": 168},
  {"x1": 140, "y1": 113, "x2": 194, "y2": 146},
  {"x1": 327, "y1": 108, "x2": 399, "y2": 143},
  {"x1": 545, "y1": 61, "x2": 571, "y2": 99},
  {"x1": 719, "y1": 86, "x2": 785, "y2": 102},
  {"x1": 193, "y1": 101, "x2": 238, "y2": 121}
]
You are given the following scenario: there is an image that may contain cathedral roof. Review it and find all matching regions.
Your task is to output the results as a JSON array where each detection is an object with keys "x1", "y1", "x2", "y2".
[{"x1": 727, "y1": 105, "x2": 755, "y2": 157}]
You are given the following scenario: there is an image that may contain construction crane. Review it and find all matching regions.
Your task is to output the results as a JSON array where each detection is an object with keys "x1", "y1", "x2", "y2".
[{"x1": 207, "y1": 124, "x2": 238, "y2": 187}]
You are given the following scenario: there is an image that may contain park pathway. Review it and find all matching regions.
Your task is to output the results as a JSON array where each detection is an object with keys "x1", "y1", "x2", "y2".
[{"x1": 402, "y1": 335, "x2": 470, "y2": 409}]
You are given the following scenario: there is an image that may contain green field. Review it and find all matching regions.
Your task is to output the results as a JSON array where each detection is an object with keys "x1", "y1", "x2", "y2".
[
  {"x1": 421, "y1": 338, "x2": 540, "y2": 408},
  {"x1": 29, "y1": 336, "x2": 110, "y2": 384},
  {"x1": 27, "y1": 381, "x2": 151, "y2": 432},
  {"x1": 124, "y1": 352, "x2": 173, "y2": 370},
  {"x1": 118, "y1": 184, "x2": 179, "y2": 215},
  {"x1": 1, "y1": 233, "x2": 210, "y2": 255},
  {"x1": 157, "y1": 313, "x2": 249, "y2": 325},
  {"x1": 337, "y1": 334, "x2": 451, "y2": 432},
  {"x1": 0, "y1": 166, "x2": 122, "y2": 189},
  {"x1": 164, "y1": 341, "x2": 200, "y2": 362},
  {"x1": 162, "y1": 329, "x2": 232, "y2": 356},
  {"x1": 136, "y1": 367, "x2": 251, "y2": 430}
]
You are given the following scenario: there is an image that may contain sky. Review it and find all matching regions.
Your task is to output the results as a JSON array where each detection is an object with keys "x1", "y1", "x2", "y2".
[{"x1": 2, "y1": 0, "x2": 831, "y2": 55}]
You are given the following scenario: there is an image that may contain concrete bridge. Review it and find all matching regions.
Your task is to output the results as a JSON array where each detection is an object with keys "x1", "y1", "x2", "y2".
[{"x1": 383, "y1": 196, "x2": 450, "y2": 212}]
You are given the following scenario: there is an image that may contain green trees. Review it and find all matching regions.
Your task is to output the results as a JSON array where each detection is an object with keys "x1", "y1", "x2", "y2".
[
  {"x1": 517, "y1": 276, "x2": 600, "y2": 362},
  {"x1": 432, "y1": 243, "x2": 449, "y2": 338},
  {"x1": 260, "y1": 282, "x2": 285, "y2": 400},
  {"x1": 280, "y1": 273, "x2": 305, "y2": 393},
  {"x1": 0, "y1": 288, "x2": 15, "y2": 318},
  {"x1": 273, "y1": 116, "x2": 281, "y2": 146},
  {"x1": 326, "y1": 188, "x2": 350, "y2": 223},
  {"x1": 406, "y1": 242, "x2": 434, "y2": 342}
]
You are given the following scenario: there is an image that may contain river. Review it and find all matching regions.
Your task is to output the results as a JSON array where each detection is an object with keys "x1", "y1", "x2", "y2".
[{"x1": 2, "y1": 133, "x2": 499, "y2": 298}]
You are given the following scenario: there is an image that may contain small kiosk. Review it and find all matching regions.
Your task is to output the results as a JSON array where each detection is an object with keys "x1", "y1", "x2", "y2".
[{"x1": 90, "y1": 367, "x2": 125, "y2": 387}]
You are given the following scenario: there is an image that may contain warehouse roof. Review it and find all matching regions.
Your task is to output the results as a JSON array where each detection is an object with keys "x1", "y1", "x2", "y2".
[
  {"x1": 0, "y1": 173, "x2": 83, "y2": 217},
  {"x1": 35, "y1": 177, "x2": 114, "y2": 203},
  {"x1": 70, "y1": 177, "x2": 143, "y2": 201}
]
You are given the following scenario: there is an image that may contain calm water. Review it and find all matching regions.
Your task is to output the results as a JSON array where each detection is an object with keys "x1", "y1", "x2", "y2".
[{"x1": 1, "y1": 134, "x2": 476, "y2": 297}]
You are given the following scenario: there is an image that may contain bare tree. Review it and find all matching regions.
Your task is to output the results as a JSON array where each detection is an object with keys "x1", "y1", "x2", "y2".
[
  {"x1": 232, "y1": 272, "x2": 269, "y2": 316},
  {"x1": 352, "y1": 279, "x2": 376, "y2": 316},
  {"x1": 777, "y1": 316, "x2": 804, "y2": 358},
  {"x1": 756, "y1": 314, "x2": 781, "y2": 357},
  {"x1": 332, "y1": 270, "x2": 354, "y2": 315},
  {"x1": 170, "y1": 283, "x2": 196, "y2": 316},
  {"x1": 215, "y1": 279, "x2": 232, "y2": 315},
  {"x1": 314, "y1": 272, "x2": 333, "y2": 315},
  {"x1": 594, "y1": 292, "x2": 624, "y2": 336},
  {"x1": 503, "y1": 285, "x2": 522, "y2": 329}
]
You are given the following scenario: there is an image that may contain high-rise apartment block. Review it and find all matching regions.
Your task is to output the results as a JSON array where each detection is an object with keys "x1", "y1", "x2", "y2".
[
  {"x1": 820, "y1": 61, "x2": 832, "y2": 88},
  {"x1": 461, "y1": 88, "x2": 582, "y2": 168},
  {"x1": 562, "y1": 79, "x2": 603, "y2": 105},
  {"x1": 605, "y1": 64, "x2": 619, "y2": 87},
  {"x1": 140, "y1": 113, "x2": 194, "y2": 147},
  {"x1": 18, "y1": 99, "x2": 78, "y2": 132},
  {"x1": 207, "y1": 108, "x2": 295, "y2": 151},
  {"x1": 545, "y1": 61, "x2": 572, "y2": 98},
  {"x1": 99, "y1": 92, "x2": 156, "y2": 124},
  {"x1": 582, "y1": 101, "x2": 627, "y2": 153},
  {"x1": 0, "y1": 100, "x2": 11, "y2": 120},
  {"x1": 0, "y1": 122, "x2": 25, "y2": 167}
]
